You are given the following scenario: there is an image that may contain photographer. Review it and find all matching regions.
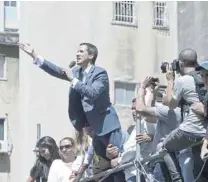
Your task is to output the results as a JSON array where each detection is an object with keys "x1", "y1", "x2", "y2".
[
  {"x1": 162, "y1": 48, "x2": 207, "y2": 149},
  {"x1": 161, "y1": 49, "x2": 208, "y2": 179},
  {"x1": 136, "y1": 77, "x2": 183, "y2": 182}
]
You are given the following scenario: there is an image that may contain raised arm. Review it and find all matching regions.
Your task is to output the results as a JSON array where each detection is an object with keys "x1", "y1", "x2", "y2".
[
  {"x1": 18, "y1": 42, "x2": 70, "y2": 81},
  {"x1": 136, "y1": 77, "x2": 158, "y2": 123}
]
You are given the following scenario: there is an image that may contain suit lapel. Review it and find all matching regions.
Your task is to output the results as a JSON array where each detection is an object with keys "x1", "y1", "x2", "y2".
[
  {"x1": 84, "y1": 65, "x2": 95, "y2": 84},
  {"x1": 73, "y1": 66, "x2": 82, "y2": 79}
]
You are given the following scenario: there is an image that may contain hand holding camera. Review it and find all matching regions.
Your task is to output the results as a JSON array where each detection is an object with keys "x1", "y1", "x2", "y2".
[
  {"x1": 160, "y1": 59, "x2": 180, "y2": 82},
  {"x1": 140, "y1": 76, "x2": 153, "y2": 88},
  {"x1": 140, "y1": 76, "x2": 159, "y2": 92},
  {"x1": 166, "y1": 64, "x2": 175, "y2": 81}
]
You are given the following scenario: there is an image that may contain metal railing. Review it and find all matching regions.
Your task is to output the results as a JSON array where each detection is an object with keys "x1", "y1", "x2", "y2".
[{"x1": 79, "y1": 150, "x2": 167, "y2": 182}]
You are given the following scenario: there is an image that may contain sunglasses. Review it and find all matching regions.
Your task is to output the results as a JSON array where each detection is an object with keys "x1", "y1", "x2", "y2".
[{"x1": 60, "y1": 144, "x2": 72, "y2": 151}]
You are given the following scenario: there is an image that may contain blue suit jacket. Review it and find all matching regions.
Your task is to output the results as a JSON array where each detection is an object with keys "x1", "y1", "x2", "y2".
[{"x1": 40, "y1": 60, "x2": 121, "y2": 136}]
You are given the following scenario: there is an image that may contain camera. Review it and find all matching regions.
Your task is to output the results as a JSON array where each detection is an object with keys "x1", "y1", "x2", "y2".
[
  {"x1": 160, "y1": 59, "x2": 180, "y2": 73},
  {"x1": 149, "y1": 77, "x2": 159, "y2": 87}
]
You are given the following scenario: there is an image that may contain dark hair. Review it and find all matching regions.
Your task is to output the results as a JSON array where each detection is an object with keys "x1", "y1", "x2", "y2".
[
  {"x1": 132, "y1": 98, "x2": 136, "y2": 103},
  {"x1": 59, "y1": 137, "x2": 75, "y2": 148},
  {"x1": 79, "y1": 43, "x2": 98, "y2": 64},
  {"x1": 33, "y1": 136, "x2": 61, "y2": 182},
  {"x1": 178, "y1": 48, "x2": 198, "y2": 67}
]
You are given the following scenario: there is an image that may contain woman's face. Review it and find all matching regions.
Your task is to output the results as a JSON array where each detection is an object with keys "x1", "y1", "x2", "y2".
[
  {"x1": 200, "y1": 69, "x2": 208, "y2": 88},
  {"x1": 59, "y1": 139, "x2": 74, "y2": 161},
  {"x1": 38, "y1": 147, "x2": 51, "y2": 161}
]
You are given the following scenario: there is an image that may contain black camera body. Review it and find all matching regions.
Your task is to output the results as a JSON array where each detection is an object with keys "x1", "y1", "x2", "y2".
[
  {"x1": 149, "y1": 77, "x2": 159, "y2": 87},
  {"x1": 160, "y1": 59, "x2": 180, "y2": 73}
]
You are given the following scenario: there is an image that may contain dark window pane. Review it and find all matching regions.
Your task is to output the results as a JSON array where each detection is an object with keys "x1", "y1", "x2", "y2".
[
  {"x1": 11, "y1": 1, "x2": 16, "y2": 7},
  {"x1": 115, "y1": 82, "x2": 125, "y2": 105},
  {"x1": 4, "y1": 1, "x2": 10, "y2": 6},
  {"x1": 0, "y1": 119, "x2": 5, "y2": 140},
  {"x1": 125, "y1": 83, "x2": 136, "y2": 105},
  {"x1": 0, "y1": 58, "x2": 5, "y2": 78}
]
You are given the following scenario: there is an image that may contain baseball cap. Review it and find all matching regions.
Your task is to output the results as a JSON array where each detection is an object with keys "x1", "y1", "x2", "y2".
[{"x1": 195, "y1": 60, "x2": 208, "y2": 71}]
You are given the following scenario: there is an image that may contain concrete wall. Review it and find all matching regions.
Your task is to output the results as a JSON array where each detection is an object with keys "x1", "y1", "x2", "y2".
[
  {"x1": 0, "y1": 1, "x2": 178, "y2": 182},
  {"x1": 178, "y1": 1, "x2": 208, "y2": 62}
]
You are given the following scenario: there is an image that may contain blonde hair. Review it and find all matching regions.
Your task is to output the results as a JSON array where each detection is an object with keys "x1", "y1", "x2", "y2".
[{"x1": 74, "y1": 130, "x2": 91, "y2": 155}]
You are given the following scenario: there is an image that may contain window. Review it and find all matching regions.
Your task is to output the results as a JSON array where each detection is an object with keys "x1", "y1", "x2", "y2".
[
  {"x1": 0, "y1": 119, "x2": 5, "y2": 140},
  {"x1": 0, "y1": 55, "x2": 7, "y2": 80},
  {"x1": 112, "y1": 1, "x2": 137, "y2": 26},
  {"x1": 114, "y1": 81, "x2": 136, "y2": 106},
  {"x1": 4, "y1": 1, "x2": 16, "y2": 7},
  {"x1": 153, "y1": 1, "x2": 169, "y2": 30},
  {"x1": 4, "y1": 1, "x2": 18, "y2": 31}
]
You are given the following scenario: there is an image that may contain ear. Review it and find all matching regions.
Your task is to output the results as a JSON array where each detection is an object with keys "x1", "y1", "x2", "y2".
[
  {"x1": 88, "y1": 54, "x2": 94, "y2": 60},
  {"x1": 179, "y1": 61, "x2": 184, "y2": 67}
]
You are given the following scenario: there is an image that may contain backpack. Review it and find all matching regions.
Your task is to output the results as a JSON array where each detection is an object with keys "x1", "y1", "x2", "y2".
[{"x1": 179, "y1": 70, "x2": 208, "y2": 121}]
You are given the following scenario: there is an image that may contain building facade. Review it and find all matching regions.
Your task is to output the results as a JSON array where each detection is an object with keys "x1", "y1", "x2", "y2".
[
  {"x1": 0, "y1": 1, "x2": 19, "y2": 182},
  {"x1": 0, "y1": 1, "x2": 180, "y2": 182}
]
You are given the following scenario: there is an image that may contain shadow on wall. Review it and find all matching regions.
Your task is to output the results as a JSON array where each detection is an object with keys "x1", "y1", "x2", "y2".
[{"x1": 0, "y1": 154, "x2": 10, "y2": 173}]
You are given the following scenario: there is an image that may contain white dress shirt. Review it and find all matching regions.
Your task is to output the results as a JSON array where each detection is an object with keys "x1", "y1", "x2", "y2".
[
  {"x1": 118, "y1": 127, "x2": 136, "y2": 180},
  {"x1": 117, "y1": 119, "x2": 155, "y2": 180}
]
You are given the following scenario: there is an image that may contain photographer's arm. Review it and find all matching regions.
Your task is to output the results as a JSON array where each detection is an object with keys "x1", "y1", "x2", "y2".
[
  {"x1": 163, "y1": 80, "x2": 178, "y2": 109},
  {"x1": 163, "y1": 65, "x2": 180, "y2": 109},
  {"x1": 191, "y1": 102, "x2": 205, "y2": 116},
  {"x1": 137, "y1": 107, "x2": 157, "y2": 123},
  {"x1": 136, "y1": 88, "x2": 157, "y2": 123}
]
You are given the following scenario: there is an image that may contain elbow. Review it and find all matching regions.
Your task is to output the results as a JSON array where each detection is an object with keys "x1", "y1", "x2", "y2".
[
  {"x1": 136, "y1": 107, "x2": 145, "y2": 114},
  {"x1": 163, "y1": 97, "x2": 176, "y2": 109},
  {"x1": 136, "y1": 109, "x2": 148, "y2": 117}
]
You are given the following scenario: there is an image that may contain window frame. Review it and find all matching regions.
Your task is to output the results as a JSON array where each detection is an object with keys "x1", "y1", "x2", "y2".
[
  {"x1": 4, "y1": 1, "x2": 19, "y2": 32},
  {"x1": 112, "y1": 1, "x2": 138, "y2": 27},
  {"x1": 114, "y1": 80, "x2": 137, "y2": 107},
  {"x1": 152, "y1": 1, "x2": 169, "y2": 30}
]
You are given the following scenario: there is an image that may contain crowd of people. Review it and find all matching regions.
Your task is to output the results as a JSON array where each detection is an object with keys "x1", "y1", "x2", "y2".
[{"x1": 18, "y1": 42, "x2": 208, "y2": 182}]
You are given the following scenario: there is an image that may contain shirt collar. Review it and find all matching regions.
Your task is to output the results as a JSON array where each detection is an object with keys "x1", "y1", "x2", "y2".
[{"x1": 82, "y1": 65, "x2": 93, "y2": 75}]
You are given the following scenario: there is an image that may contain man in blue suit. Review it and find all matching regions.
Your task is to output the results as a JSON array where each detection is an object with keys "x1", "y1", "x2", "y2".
[{"x1": 19, "y1": 42, "x2": 125, "y2": 181}]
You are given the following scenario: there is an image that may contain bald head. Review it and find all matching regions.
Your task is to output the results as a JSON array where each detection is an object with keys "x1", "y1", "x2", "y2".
[{"x1": 178, "y1": 48, "x2": 198, "y2": 67}]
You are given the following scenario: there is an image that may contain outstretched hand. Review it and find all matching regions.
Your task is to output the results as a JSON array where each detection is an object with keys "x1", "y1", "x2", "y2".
[{"x1": 17, "y1": 42, "x2": 37, "y2": 59}]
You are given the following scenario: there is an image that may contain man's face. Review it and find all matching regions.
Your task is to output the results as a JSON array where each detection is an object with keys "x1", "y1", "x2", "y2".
[
  {"x1": 76, "y1": 45, "x2": 93, "y2": 66},
  {"x1": 132, "y1": 101, "x2": 137, "y2": 121},
  {"x1": 200, "y1": 69, "x2": 208, "y2": 88}
]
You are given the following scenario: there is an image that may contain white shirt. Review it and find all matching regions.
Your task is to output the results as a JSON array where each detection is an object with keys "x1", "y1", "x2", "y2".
[
  {"x1": 118, "y1": 127, "x2": 136, "y2": 180},
  {"x1": 47, "y1": 159, "x2": 72, "y2": 182},
  {"x1": 118, "y1": 120, "x2": 155, "y2": 180}
]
